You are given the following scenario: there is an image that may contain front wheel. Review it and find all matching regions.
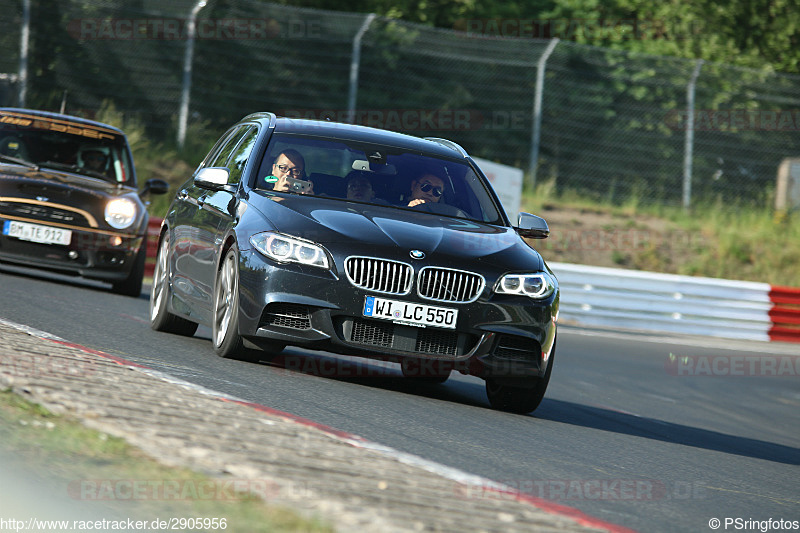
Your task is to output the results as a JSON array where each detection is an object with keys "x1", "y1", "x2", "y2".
[
  {"x1": 213, "y1": 246, "x2": 247, "y2": 359},
  {"x1": 485, "y1": 348, "x2": 555, "y2": 414}
]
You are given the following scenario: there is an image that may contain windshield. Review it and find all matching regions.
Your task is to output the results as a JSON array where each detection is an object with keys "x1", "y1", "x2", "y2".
[
  {"x1": 255, "y1": 133, "x2": 504, "y2": 224},
  {"x1": 0, "y1": 111, "x2": 134, "y2": 185}
]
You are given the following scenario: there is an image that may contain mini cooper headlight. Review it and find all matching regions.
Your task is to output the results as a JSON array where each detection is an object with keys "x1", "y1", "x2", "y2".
[
  {"x1": 104, "y1": 198, "x2": 137, "y2": 229},
  {"x1": 495, "y1": 272, "x2": 556, "y2": 299},
  {"x1": 250, "y1": 232, "x2": 329, "y2": 269}
]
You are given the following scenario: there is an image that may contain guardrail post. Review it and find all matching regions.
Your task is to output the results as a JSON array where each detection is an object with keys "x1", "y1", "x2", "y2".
[
  {"x1": 682, "y1": 59, "x2": 704, "y2": 211},
  {"x1": 18, "y1": 0, "x2": 30, "y2": 107},
  {"x1": 177, "y1": 0, "x2": 207, "y2": 149},
  {"x1": 529, "y1": 38, "x2": 559, "y2": 189},
  {"x1": 346, "y1": 13, "x2": 376, "y2": 124}
]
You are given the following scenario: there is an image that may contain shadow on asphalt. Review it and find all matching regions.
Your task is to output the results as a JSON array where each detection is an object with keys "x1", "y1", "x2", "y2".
[
  {"x1": 252, "y1": 348, "x2": 800, "y2": 466},
  {"x1": 534, "y1": 399, "x2": 800, "y2": 466},
  {"x1": 0, "y1": 263, "x2": 147, "y2": 300}
]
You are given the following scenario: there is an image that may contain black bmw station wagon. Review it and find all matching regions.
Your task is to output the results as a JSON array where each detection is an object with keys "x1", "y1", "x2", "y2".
[{"x1": 150, "y1": 113, "x2": 558, "y2": 413}]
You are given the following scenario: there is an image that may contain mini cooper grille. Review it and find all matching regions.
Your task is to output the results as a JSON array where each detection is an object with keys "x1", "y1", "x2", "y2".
[
  {"x1": 416, "y1": 328, "x2": 459, "y2": 357},
  {"x1": 0, "y1": 201, "x2": 89, "y2": 227},
  {"x1": 417, "y1": 267, "x2": 484, "y2": 303},
  {"x1": 261, "y1": 303, "x2": 311, "y2": 330},
  {"x1": 351, "y1": 319, "x2": 394, "y2": 347},
  {"x1": 494, "y1": 335, "x2": 541, "y2": 363},
  {"x1": 345, "y1": 257, "x2": 412, "y2": 295}
]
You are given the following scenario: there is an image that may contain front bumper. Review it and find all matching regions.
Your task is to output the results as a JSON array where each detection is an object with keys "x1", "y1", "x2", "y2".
[
  {"x1": 236, "y1": 249, "x2": 558, "y2": 379},
  {"x1": 0, "y1": 221, "x2": 143, "y2": 281}
]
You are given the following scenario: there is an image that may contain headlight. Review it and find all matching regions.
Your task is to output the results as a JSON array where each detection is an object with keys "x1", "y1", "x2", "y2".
[
  {"x1": 105, "y1": 198, "x2": 137, "y2": 229},
  {"x1": 495, "y1": 272, "x2": 556, "y2": 299},
  {"x1": 250, "y1": 232, "x2": 329, "y2": 269}
]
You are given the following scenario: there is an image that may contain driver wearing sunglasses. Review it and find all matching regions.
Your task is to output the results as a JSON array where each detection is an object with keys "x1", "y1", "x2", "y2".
[{"x1": 407, "y1": 173, "x2": 445, "y2": 207}]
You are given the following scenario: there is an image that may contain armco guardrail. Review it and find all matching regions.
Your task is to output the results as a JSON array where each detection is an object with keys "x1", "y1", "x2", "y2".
[
  {"x1": 140, "y1": 226, "x2": 798, "y2": 343},
  {"x1": 552, "y1": 262, "x2": 800, "y2": 343}
]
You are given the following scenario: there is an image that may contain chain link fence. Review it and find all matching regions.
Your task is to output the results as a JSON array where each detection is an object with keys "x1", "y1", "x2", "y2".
[{"x1": 2, "y1": 0, "x2": 799, "y2": 209}]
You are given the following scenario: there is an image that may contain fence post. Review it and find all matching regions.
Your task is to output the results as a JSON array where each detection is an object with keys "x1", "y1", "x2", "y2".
[
  {"x1": 177, "y1": 0, "x2": 207, "y2": 149},
  {"x1": 682, "y1": 59, "x2": 704, "y2": 210},
  {"x1": 529, "y1": 38, "x2": 559, "y2": 189},
  {"x1": 18, "y1": 0, "x2": 30, "y2": 107},
  {"x1": 346, "y1": 13, "x2": 376, "y2": 124}
]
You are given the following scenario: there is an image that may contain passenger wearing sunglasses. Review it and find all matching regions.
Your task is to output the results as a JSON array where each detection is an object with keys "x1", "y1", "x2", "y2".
[{"x1": 407, "y1": 173, "x2": 445, "y2": 207}]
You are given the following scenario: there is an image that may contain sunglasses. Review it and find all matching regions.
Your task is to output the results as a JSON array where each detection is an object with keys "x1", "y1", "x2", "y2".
[
  {"x1": 274, "y1": 163, "x2": 303, "y2": 177},
  {"x1": 420, "y1": 182, "x2": 443, "y2": 197}
]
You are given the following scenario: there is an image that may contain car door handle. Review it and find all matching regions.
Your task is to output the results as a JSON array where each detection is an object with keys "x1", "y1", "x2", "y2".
[
  {"x1": 178, "y1": 189, "x2": 188, "y2": 200},
  {"x1": 197, "y1": 195, "x2": 206, "y2": 207}
]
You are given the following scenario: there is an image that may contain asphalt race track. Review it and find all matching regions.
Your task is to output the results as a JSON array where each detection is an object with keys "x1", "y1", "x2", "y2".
[{"x1": 1, "y1": 264, "x2": 798, "y2": 533}]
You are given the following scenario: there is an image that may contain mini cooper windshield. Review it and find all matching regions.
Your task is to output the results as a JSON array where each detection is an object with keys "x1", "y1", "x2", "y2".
[
  {"x1": 256, "y1": 134, "x2": 505, "y2": 224},
  {"x1": 0, "y1": 111, "x2": 134, "y2": 184}
]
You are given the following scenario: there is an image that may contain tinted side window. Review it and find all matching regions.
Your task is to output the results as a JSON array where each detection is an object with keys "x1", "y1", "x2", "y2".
[
  {"x1": 198, "y1": 126, "x2": 240, "y2": 170},
  {"x1": 226, "y1": 126, "x2": 258, "y2": 184},
  {"x1": 209, "y1": 126, "x2": 249, "y2": 168}
]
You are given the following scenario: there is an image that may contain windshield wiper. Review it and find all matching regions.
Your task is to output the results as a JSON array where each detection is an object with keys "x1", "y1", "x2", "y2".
[
  {"x1": 0, "y1": 154, "x2": 39, "y2": 170},
  {"x1": 39, "y1": 160, "x2": 79, "y2": 172},
  {"x1": 38, "y1": 161, "x2": 111, "y2": 181}
]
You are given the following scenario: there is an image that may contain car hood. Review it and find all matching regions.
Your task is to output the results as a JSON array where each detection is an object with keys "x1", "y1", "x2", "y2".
[
  {"x1": 0, "y1": 164, "x2": 144, "y2": 231},
  {"x1": 0, "y1": 164, "x2": 134, "y2": 201},
  {"x1": 247, "y1": 193, "x2": 544, "y2": 268}
]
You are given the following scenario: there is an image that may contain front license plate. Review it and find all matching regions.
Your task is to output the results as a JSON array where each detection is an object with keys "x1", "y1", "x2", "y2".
[
  {"x1": 363, "y1": 296, "x2": 458, "y2": 329},
  {"x1": 2, "y1": 220, "x2": 72, "y2": 246}
]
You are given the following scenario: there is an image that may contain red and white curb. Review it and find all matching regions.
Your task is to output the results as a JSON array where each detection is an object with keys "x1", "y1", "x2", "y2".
[
  {"x1": 0, "y1": 318, "x2": 635, "y2": 533},
  {"x1": 768, "y1": 286, "x2": 800, "y2": 343}
]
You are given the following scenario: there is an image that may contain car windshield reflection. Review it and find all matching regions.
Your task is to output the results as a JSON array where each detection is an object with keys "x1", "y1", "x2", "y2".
[
  {"x1": 256, "y1": 134, "x2": 503, "y2": 224},
  {"x1": 0, "y1": 114, "x2": 133, "y2": 184}
]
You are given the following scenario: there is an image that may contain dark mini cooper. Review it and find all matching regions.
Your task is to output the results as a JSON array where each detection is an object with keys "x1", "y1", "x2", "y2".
[
  {"x1": 0, "y1": 108, "x2": 167, "y2": 296},
  {"x1": 150, "y1": 113, "x2": 558, "y2": 413}
]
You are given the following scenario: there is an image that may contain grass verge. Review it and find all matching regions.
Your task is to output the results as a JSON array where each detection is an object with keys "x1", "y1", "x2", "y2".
[
  {"x1": 0, "y1": 389, "x2": 333, "y2": 533},
  {"x1": 523, "y1": 180, "x2": 800, "y2": 286}
]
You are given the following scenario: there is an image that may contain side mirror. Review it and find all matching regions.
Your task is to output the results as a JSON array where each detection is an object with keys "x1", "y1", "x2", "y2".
[
  {"x1": 194, "y1": 167, "x2": 233, "y2": 191},
  {"x1": 141, "y1": 178, "x2": 169, "y2": 196},
  {"x1": 515, "y1": 212, "x2": 549, "y2": 239}
]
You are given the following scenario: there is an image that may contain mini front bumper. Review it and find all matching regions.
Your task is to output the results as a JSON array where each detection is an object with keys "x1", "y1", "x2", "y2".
[{"x1": 0, "y1": 224, "x2": 144, "y2": 281}]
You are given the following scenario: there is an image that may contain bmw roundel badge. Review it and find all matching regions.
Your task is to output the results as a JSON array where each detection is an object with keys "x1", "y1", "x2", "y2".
[{"x1": 409, "y1": 250, "x2": 425, "y2": 260}]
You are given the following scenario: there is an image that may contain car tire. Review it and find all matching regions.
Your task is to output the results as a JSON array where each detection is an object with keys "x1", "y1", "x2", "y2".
[
  {"x1": 485, "y1": 347, "x2": 555, "y2": 414},
  {"x1": 212, "y1": 245, "x2": 247, "y2": 360},
  {"x1": 150, "y1": 233, "x2": 198, "y2": 336},
  {"x1": 400, "y1": 358, "x2": 450, "y2": 384},
  {"x1": 111, "y1": 243, "x2": 145, "y2": 297}
]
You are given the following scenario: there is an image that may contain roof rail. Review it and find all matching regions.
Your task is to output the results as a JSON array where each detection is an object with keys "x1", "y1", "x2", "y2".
[{"x1": 424, "y1": 137, "x2": 468, "y2": 158}]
